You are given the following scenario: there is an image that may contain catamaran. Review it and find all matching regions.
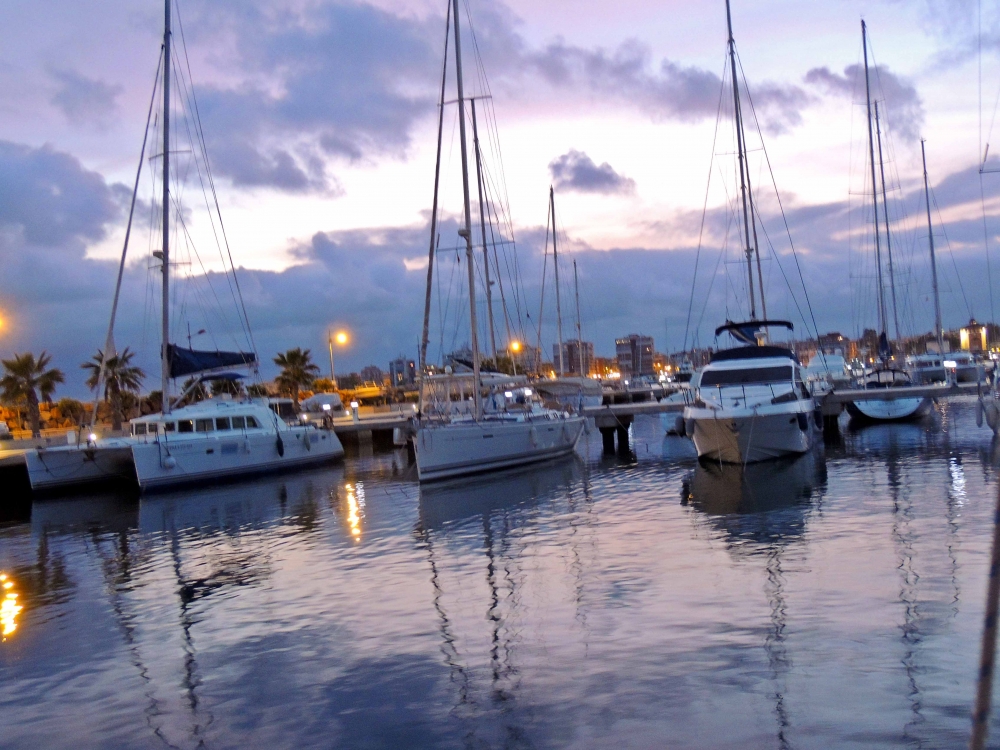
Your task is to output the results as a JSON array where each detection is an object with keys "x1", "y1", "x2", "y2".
[
  {"x1": 26, "y1": 0, "x2": 343, "y2": 492},
  {"x1": 412, "y1": 0, "x2": 584, "y2": 482}
]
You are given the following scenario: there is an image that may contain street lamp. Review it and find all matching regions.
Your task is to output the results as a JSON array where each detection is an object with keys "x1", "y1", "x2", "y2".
[
  {"x1": 328, "y1": 330, "x2": 349, "y2": 385},
  {"x1": 508, "y1": 340, "x2": 522, "y2": 376}
]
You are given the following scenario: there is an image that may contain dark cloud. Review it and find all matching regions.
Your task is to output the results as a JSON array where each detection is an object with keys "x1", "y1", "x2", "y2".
[
  {"x1": 48, "y1": 68, "x2": 122, "y2": 127},
  {"x1": 549, "y1": 150, "x2": 635, "y2": 194},
  {"x1": 804, "y1": 63, "x2": 924, "y2": 141},
  {"x1": 179, "y1": 1, "x2": 439, "y2": 192}
]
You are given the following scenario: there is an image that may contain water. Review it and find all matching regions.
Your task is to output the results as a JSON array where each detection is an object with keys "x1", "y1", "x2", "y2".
[{"x1": 2, "y1": 399, "x2": 1000, "y2": 749}]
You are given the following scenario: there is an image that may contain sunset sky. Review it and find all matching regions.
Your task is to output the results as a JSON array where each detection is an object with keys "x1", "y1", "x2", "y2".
[{"x1": 1, "y1": 0, "x2": 999, "y2": 395}]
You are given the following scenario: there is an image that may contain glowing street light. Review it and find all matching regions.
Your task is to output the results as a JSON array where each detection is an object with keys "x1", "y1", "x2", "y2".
[{"x1": 328, "y1": 329, "x2": 350, "y2": 384}]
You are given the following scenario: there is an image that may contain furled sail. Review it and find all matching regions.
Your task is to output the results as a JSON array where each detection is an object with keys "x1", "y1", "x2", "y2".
[{"x1": 167, "y1": 344, "x2": 256, "y2": 379}]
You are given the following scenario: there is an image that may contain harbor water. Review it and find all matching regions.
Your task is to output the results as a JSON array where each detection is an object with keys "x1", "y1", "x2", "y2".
[{"x1": 2, "y1": 398, "x2": 1000, "y2": 748}]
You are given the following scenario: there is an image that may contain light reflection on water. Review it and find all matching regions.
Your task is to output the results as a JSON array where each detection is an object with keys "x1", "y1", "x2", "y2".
[{"x1": 1, "y1": 400, "x2": 1000, "y2": 748}]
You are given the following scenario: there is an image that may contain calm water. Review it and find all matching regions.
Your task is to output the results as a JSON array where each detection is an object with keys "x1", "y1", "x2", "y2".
[{"x1": 3, "y1": 400, "x2": 1000, "y2": 749}]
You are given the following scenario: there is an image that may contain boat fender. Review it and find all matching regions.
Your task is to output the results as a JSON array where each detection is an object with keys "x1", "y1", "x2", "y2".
[
  {"x1": 163, "y1": 455, "x2": 177, "y2": 470},
  {"x1": 674, "y1": 416, "x2": 686, "y2": 437},
  {"x1": 529, "y1": 426, "x2": 537, "y2": 447},
  {"x1": 977, "y1": 398, "x2": 984, "y2": 428},
  {"x1": 685, "y1": 419, "x2": 696, "y2": 437},
  {"x1": 276, "y1": 435, "x2": 285, "y2": 457},
  {"x1": 304, "y1": 430, "x2": 311, "y2": 451},
  {"x1": 244, "y1": 439, "x2": 251, "y2": 454},
  {"x1": 797, "y1": 413, "x2": 809, "y2": 432}
]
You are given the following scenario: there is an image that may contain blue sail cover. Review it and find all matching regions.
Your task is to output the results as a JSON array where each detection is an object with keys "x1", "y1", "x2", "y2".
[{"x1": 167, "y1": 345, "x2": 256, "y2": 379}]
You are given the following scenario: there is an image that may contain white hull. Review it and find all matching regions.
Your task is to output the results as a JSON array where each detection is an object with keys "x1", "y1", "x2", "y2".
[
  {"x1": 25, "y1": 441, "x2": 136, "y2": 491},
  {"x1": 846, "y1": 396, "x2": 932, "y2": 422},
  {"x1": 686, "y1": 405, "x2": 818, "y2": 464},
  {"x1": 415, "y1": 416, "x2": 585, "y2": 481},
  {"x1": 132, "y1": 427, "x2": 343, "y2": 491}
]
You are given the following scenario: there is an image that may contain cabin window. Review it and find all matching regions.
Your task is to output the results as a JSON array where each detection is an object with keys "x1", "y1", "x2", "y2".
[
  {"x1": 133, "y1": 423, "x2": 147, "y2": 436},
  {"x1": 178, "y1": 420, "x2": 194, "y2": 433},
  {"x1": 231, "y1": 416, "x2": 246, "y2": 429},
  {"x1": 216, "y1": 417, "x2": 231, "y2": 431},
  {"x1": 163, "y1": 422, "x2": 175, "y2": 432},
  {"x1": 701, "y1": 366, "x2": 793, "y2": 387},
  {"x1": 246, "y1": 416, "x2": 260, "y2": 428},
  {"x1": 196, "y1": 419, "x2": 214, "y2": 432}
]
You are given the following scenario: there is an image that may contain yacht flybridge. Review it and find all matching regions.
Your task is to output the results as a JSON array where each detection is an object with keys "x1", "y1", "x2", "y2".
[
  {"x1": 25, "y1": 0, "x2": 343, "y2": 492},
  {"x1": 412, "y1": 0, "x2": 584, "y2": 482},
  {"x1": 681, "y1": 1, "x2": 820, "y2": 464}
]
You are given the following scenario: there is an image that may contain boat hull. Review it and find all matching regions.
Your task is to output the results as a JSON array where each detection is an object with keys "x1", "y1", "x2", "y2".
[
  {"x1": 415, "y1": 417, "x2": 585, "y2": 482},
  {"x1": 846, "y1": 396, "x2": 932, "y2": 422},
  {"x1": 687, "y1": 408, "x2": 818, "y2": 464},
  {"x1": 25, "y1": 442, "x2": 137, "y2": 492},
  {"x1": 131, "y1": 427, "x2": 344, "y2": 491}
]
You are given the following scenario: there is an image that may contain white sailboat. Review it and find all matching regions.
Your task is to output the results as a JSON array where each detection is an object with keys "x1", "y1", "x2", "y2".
[
  {"x1": 682, "y1": 1, "x2": 820, "y2": 464},
  {"x1": 846, "y1": 22, "x2": 929, "y2": 422},
  {"x1": 413, "y1": 0, "x2": 584, "y2": 482},
  {"x1": 27, "y1": 0, "x2": 344, "y2": 492}
]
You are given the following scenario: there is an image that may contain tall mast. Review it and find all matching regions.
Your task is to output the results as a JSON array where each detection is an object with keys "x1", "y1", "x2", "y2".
[
  {"x1": 550, "y1": 186, "x2": 565, "y2": 375},
  {"x1": 921, "y1": 140, "x2": 945, "y2": 356},
  {"x1": 470, "y1": 98, "x2": 497, "y2": 360},
  {"x1": 418, "y1": 0, "x2": 451, "y2": 414},
  {"x1": 160, "y1": 0, "x2": 172, "y2": 412},
  {"x1": 573, "y1": 259, "x2": 584, "y2": 376},
  {"x1": 874, "y1": 102, "x2": 901, "y2": 342},
  {"x1": 451, "y1": 0, "x2": 482, "y2": 420},
  {"x1": 725, "y1": 0, "x2": 757, "y2": 320},
  {"x1": 862, "y1": 20, "x2": 889, "y2": 342}
]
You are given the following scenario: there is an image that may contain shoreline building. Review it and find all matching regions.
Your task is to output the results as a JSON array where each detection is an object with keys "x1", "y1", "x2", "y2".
[
  {"x1": 552, "y1": 341, "x2": 594, "y2": 376},
  {"x1": 389, "y1": 356, "x2": 416, "y2": 387},
  {"x1": 615, "y1": 334, "x2": 654, "y2": 379}
]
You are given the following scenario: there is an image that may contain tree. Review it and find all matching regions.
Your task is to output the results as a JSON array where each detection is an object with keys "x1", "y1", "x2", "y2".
[
  {"x1": 274, "y1": 348, "x2": 319, "y2": 401},
  {"x1": 247, "y1": 383, "x2": 270, "y2": 398},
  {"x1": 178, "y1": 377, "x2": 208, "y2": 407},
  {"x1": 1, "y1": 352, "x2": 65, "y2": 437},
  {"x1": 211, "y1": 378, "x2": 245, "y2": 398},
  {"x1": 55, "y1": 398, "x2": 87, "y2": 427},
  {"x1": 82, "y1": 347, "x2": 146, "y2": 431}
]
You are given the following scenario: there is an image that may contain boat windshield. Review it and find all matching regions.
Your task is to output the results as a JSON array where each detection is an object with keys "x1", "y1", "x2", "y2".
[{"x1": 700, "y1": 365, "x2": 793, "y2": 387}]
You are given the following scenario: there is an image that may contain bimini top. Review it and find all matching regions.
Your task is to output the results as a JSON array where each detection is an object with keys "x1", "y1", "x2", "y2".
[
  {"x1": 715, "y1": 319, "x2": 793, "y2": 340},
  {"x1": 710, "y1": 345, "x2": 798, "y2": 364}
]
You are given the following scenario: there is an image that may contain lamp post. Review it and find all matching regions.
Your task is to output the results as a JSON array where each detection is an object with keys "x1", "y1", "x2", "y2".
[
  {"x1": 509, "y1": 340, "x2": 521, "y2": 376},
  {"x1": 328, "y1": 330, "x2": 349, "y2": 386}
]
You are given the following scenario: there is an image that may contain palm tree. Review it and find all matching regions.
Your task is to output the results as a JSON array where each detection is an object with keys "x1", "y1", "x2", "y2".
[
  {"x1": 274, "y1": 348, "x2": 319, "y2": 401},
  {"x1": 82, "y1": 347, "x2": 146, "y2": 431},
  {"x1": 1, "y1": 352, "x2": 65, "y2": 437}
]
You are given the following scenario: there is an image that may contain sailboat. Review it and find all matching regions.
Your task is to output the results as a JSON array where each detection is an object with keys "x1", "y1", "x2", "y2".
[
  {"x1": 412, "y1": 0, "x2": 585, "y2": 482},
  {"x1": 532, "y1": 188, "x2": 603, "y2": 411},
  {"x1": 27, "y1": 0, "x2": 344, "y2": 493},
  {"x1": 681, "y1": 0, "x2": 821, "y2": 464},
  {"x1": 845, "y1": 21, "x2": 930, "y2": 422}
]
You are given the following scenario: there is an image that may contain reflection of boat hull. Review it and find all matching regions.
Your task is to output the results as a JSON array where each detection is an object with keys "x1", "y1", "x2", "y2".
[
  {"x1": 131, "y1": 428, "x2": 344, "y2": 491},
  {"x1": 846, "y1": 396, "x2": 931, "y2": 422},
  {"x1": 688, "y1": 407, "x2": 818, "y2": 464},
  {"x1": 24, "y1": 442, "x2": 136, "y2": 492},
  {"x1": 689, "y1": 448, "x2": 824, "y2": 515},
  {"x1": 415, "y1": 417, "x2": 585, "y2": 482}
]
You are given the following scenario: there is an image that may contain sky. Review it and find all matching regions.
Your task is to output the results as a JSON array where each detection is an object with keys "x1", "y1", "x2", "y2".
[{"x1": 2, "y1": 0, "x2": 1000, "y2": 397}]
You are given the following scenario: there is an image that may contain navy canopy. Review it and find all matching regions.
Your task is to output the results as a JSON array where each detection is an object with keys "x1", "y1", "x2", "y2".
[{"x1": 167, "y1": 345, "x2": 256, "y2": 379}]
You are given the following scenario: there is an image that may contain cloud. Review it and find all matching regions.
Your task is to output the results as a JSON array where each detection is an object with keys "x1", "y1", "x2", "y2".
[
  {"x1": 804, "y1": 63, "x2": 924, "y2": 141},
  {"x1": 549, "y1": 150, "x2": 635, "y2": 194},
  {"x1": 48, "y1": 68, "x2": 122, "y2": 128}
]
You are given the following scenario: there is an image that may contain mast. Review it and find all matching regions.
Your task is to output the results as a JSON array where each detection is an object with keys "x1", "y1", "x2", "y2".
[
  {"x1": 874, "y1": 102, "x2": 901, "y2": 342},
  {"x1": 862, "y1": 20, "x2": 889, "y2": 343},
  {"x1": 160, "y1": 0, "x2": 172, "y2": 412},
  {"x1": 451, "y1": 0, "x2": 482, "y2": 420},
  {"x1": 550, "y1": 186, "x2": 565, "y2": 375},
  {"x1": 573, "y1": 260, "x2": 584, "y2": 376},
  {"x1": 470, "y1": 98, "x2": 497, "y2": 360},
  {"x1": 418, "y1": 0, "x2": 451, "y2": 414},
  {"x1": 725, "y1": 0, "x2": 757, "y2": 320},
  {"x1": 921, "y1": 140, "x2": 945, "y2": 356}
]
